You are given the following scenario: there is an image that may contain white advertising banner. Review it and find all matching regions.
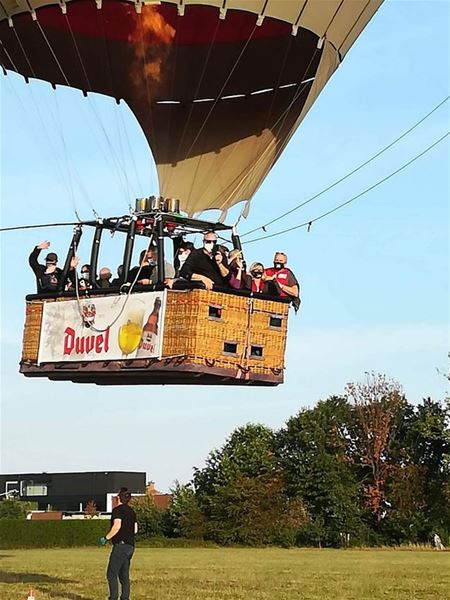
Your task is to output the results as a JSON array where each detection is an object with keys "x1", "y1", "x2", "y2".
[{"x1": 37, "y1": 291, "x2": 166, "y2": 364}]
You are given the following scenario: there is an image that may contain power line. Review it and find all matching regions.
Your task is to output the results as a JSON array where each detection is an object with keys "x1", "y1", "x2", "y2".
[
  {"x1": 243, "y1": 131, "x2": 449, "y2": 245},
  {"x1": 241, "y1": 96, "x2": 450, "y2": 238},
  {"x1": 0, "y1": 221, "x2": 86, "y2": 233}
]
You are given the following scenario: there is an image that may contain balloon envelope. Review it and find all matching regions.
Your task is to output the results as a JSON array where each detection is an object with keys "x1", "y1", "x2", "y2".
[{"x1": 0, "y1": 0, "x2": 383, "y2": 214}]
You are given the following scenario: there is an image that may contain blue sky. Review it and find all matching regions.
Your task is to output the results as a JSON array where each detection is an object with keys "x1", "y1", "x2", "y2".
[{"x1": 1, "y1": 1, "x2": 449, "y2": 491}]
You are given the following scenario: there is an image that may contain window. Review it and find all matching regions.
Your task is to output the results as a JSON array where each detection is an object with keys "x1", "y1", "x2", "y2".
[
  {"x1": 250, "y1": 345, "x2": 264, "y2": 359},
  {"x1": 223, "y1": 341, "x2": 238, "y2": 356},
  {"x1": 21, "y1": 482, "x2": 48, "y2": 496},
  {"x1": 208, "y1": 305, "x2": 223, "y2": 320},
  {"x1": 269, "y1": 315, "x2": 282, "y2": 329}
]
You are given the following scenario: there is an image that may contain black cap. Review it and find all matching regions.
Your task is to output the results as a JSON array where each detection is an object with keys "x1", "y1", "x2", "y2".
[{"x1": 45, "y1": 252, "x2": 58, "y2": 262}]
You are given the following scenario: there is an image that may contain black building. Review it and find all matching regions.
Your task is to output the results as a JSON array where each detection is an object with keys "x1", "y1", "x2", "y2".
[{"x1": 0, "y1": 471, "x2": 146, "y2": 512}]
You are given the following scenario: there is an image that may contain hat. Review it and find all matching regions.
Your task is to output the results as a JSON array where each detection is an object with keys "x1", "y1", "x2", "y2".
[{"x1": 45, "y1": 252, "x2": 58, "y2": 262}]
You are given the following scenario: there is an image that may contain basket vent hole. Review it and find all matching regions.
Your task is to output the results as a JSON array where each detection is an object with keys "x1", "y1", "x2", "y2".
[
  {"x1": 223, "y1": 341, "x2": 237, "y2": 355},
  {"x1": 250, "y1": 345, "x2": 264, "y2": 358},
  {"x1": 208, "y1": 306, "x2": 222, "y2": 319},
  {"x1": 269, "y1": 316, "x2": 282, "y2": 329}
]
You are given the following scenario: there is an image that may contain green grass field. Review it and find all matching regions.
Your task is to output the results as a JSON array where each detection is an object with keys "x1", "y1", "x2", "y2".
[{"x1": 0, "y1": 547, "x2": 448, "y2": 600}]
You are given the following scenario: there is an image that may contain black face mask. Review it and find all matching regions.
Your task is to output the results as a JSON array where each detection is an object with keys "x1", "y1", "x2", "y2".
[
  {"x1": 274, "y1": 262, "x2": 284, "y2": 270},
  {"x1": 251, "y1": 271, "x2": 263, "y2": 278}
]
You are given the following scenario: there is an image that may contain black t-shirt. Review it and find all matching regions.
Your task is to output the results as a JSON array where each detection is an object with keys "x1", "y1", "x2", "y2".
[
  {"x1": 179, "y1": 248, "x2": 227, "y2": 287},
  {"x1": 127, "y1": 265, "x2": 155, "y2": 284},
  {"x1": 110, "y1": 503, "x2": 137, "y2": 546}
]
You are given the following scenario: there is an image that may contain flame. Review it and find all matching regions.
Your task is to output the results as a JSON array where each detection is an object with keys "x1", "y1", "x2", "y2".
[
  {"x1": 139, "y1": 9, "x2": 175, "y2": 45},
  {"x1": 129, "y1": 6, "x2": 176, "y2": 87}
]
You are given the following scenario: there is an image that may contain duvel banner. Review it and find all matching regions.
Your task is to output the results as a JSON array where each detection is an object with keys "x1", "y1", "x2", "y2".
[{"x1": 37, "y1": 291, "x2": 166, "y2": 363}]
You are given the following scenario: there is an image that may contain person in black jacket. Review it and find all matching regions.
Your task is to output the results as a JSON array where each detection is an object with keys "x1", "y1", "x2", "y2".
[
  {"x1": 111, "y1": 265, "x2": 124, "y2": 288},
  {"x1": 29, "y1": 240, "x2": 78, "y2": 293},
  {"x1": 179, "y1": 231, "x2": 229, "y2": 290},
  {"x1": 100, "y1": 489, "x2": 138, "y2": 600}
]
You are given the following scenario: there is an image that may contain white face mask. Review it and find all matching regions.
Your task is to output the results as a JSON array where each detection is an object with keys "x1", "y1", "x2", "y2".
[
  {"x1": 178, "y1": 252, "x2": 189, "y2": 265},
  {"x1": 204, "y1": 241, "x2": 215, "y2": 252},
  {"x1": 80, "y1": 272, "x2": 90, "y2": 280}
]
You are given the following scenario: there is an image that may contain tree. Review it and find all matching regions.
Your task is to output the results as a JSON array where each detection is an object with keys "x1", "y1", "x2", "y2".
[
  {"x1": 404, "y1": 398, "x2": 450, "y2": 539},
  {"x1": 193, "y1": 423, "x2": 278, "y2": 497},
  {"x1": 84, "y1": 500, "x2": 98, "y2": 518},
  {"x1": 200, "y1": 473, "x2": 309, "y2": 546},
  {"x1": 192, "y1": 424, "x2": 305, "y2": 545},
  {"x1": 163, "y1": 482, "x2": 207, "y2": 539},
  {"x1": 131, "y1": 496, "x2": 164, "y2": 538},
  {"x1": 276, "y1": 396, "x2": 364, "y2": 546},
  {"x1": 346, "y1": 373, "x2": 405, "y2": 523}
]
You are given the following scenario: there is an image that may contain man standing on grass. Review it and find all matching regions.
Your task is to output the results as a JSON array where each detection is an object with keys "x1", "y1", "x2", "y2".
[{"x1": 100, "y1": 489, "x2": 138, "y2": 600}]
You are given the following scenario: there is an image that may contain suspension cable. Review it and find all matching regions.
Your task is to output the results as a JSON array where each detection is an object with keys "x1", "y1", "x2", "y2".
[
  {"x1": 183, "y1": 23, "x2": 258, "y2": 163},
  {"x1": 74, "y1": 227, "x2": 160, "y2": 333},
  {"x1": 211, "y1": 43, "x2": 320, "y2": 215}
]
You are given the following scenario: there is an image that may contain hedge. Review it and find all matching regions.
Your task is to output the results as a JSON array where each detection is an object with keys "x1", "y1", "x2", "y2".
[{"x1": 0, "y1": 519, "x2": 108, "y2": 548}]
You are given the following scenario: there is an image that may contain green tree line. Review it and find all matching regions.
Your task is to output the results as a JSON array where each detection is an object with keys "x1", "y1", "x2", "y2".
[
  {"x1": 160, "y1": 374, "x2": 450, "y2": 547},
  {"x1": 2, "y1": 374, "x2": 449, "y2": 548}
]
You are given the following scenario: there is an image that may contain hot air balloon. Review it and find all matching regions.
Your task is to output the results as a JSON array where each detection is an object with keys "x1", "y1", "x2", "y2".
[{"x1": 1, "y1": 0, "x2": 383, "y2": 385}]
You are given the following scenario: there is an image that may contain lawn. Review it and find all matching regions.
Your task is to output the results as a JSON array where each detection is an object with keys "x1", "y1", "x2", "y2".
[{"x1": 0, "y1": 547, "x2": 448, "y2": 600}]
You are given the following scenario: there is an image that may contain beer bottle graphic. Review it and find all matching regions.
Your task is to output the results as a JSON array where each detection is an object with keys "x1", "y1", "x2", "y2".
[{"x1": 136, "y1": 297, "x2": 162, "y2": 357}]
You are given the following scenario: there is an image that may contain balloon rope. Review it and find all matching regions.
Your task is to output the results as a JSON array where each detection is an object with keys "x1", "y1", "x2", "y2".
[
  {"x1": 183, "y1": 23, "x2": 258, "y2": 163},
  {"x1": 215, "y1": 48, "x2": 320, "y2": 213},
  {"x1": 73, "y1": 229, "x2": 159, "y2": 333},
  {"x1": 10, "y1": 13, "x2": 105, "y2": 215},
  {"x1": 166, "y1": 16, "x2": 221, "y2": 193},
  {"x1": 2, "y1": 31, "x2": 81, "y2": 205},
  {"x1": 240, "y1": 33, "x2": 296, "y2": 202},
  {"x1": 96, "y1": 8, "x2": 133, "y2": 204},
  {"x1": 137, "y1": 9, "x2": 158, "y2": 194}
]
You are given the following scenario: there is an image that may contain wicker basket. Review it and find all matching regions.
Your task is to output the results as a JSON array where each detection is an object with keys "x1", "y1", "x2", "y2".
[
  {"x1": 22, "y1": 301, "x2": 44, "y2": 363},
  {"x1": 163, "y1": 289, "x2": 289, "y2": 376},
  {"x1": 22, "y1": 290, "x2": 290, "y2": 381}
]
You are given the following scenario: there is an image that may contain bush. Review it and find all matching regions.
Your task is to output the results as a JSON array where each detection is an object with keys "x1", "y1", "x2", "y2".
[
  {"x1": 162, "y1": 483, "x2": 207, "y2": 540},
  {"x1": 0, "y1": 519, "x2": 108, "y2": 548},
  {"x1": 0, "y1": 499, "x2": 36, "y2": 519},
  {"x1": 132, "y1": 496, "x2": 164, "y2": 539}
]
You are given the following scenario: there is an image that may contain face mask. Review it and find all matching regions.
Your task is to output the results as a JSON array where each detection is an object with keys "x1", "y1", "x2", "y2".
[
  {"x1": 148, "y1": 259, "x2": 157, "y2": 267},
  {"x1": 252, "y1": 271, "x2": 263, "y2": 278},
  {"x1": 80, "y1": 272, "x2": 90, "y2": 280},
  {"x1": 178, "y1": 252, "x2": 188, "y2": 265},
  {"x1": 274, "y1": 262, "x2": 284, "y2": 270},
  {"x1": 204, "y1": 241, "x2": 215, "y2": 252}
]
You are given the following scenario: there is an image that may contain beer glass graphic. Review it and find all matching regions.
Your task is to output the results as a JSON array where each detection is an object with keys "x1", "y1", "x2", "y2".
[{"x1": 118, "y1": 301, "x2": 145, "y2": 356}]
